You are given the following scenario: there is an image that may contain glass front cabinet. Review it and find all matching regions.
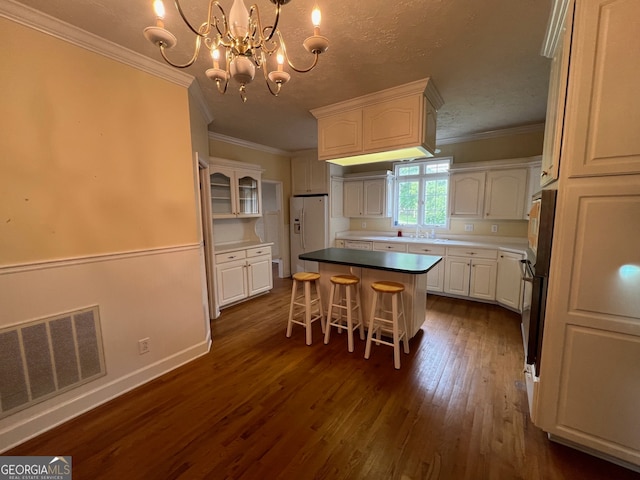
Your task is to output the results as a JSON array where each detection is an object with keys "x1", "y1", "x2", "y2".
[{"x1": 209, "y1": 161, "x2": 262, "y2": 219}]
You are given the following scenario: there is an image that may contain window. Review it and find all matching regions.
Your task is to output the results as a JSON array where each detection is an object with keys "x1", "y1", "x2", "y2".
[{"x1": 394, "y1": 158, "x2": 451, "y2": 228}]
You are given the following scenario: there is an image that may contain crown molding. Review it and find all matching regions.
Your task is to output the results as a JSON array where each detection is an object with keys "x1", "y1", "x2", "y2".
[
  {"x1": 0, "y1": 0, "x2": 194, "y2": 89},
  {"x1": 437, "y1": 123, "x2": 545, "y2": 146},
  {"x1": 208, "y1": 132, "x2": 291, "y2": 156}
]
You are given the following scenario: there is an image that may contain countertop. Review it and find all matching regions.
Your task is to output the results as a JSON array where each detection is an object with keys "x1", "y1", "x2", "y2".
[
  {"x1": 336, "y1": 231, "x2": 528, "y2": 254},
  {"x1": 214, "y1": 241, "x2": 273, "y2": 254},
  {"x1": 299, "y1": 248, "x2": 442, "y2": 274}
]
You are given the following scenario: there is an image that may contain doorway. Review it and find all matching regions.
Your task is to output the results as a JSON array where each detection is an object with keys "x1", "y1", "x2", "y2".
[{"x1": 257, "y1": 180, "x2": 285, "y2": 278}]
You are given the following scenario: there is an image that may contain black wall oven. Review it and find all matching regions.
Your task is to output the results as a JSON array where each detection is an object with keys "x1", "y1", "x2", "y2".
[{"x1": 521, "y1": 190, "x2": 557, "y2": 382}]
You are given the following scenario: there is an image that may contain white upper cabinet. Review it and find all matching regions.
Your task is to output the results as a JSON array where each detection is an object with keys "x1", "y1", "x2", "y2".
[
  {"x1": 484, "y1": 168, "x2": 528, "y2": 220},
  {"x1": 291, "y1": 152, "x2": 329, "y2": 195},
  {"x1": 449, "y1": 157, "x2": 539, "y2": 220},
  {"x1": 342, "y1": 172, "x2": 394, "y2": 218},
  {"x1": 209, "y1": 158, "x2": 262, "y2": 219},
  {"x1": 312, "y1": 78, "x2": 444, "y2": 162},
  {"x1": 449, "y1": 171, "x2": 486, "y2": 217}
]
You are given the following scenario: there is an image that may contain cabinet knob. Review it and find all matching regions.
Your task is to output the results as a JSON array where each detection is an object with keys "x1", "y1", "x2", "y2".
[
  {"x1": 467, "y1": 252, "x2": 476, "y2": 255},
  {"x1": 541, "y1": 170, "x2": 549, "y2": 177},
  {"x1": 423, "y1": 249, "x2": 431, "y2": 252}
]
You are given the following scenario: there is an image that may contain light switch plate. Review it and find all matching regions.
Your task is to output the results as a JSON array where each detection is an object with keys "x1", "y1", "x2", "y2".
[{"x1": 464, "y1": 224, "x2": 474, "y2": 232}]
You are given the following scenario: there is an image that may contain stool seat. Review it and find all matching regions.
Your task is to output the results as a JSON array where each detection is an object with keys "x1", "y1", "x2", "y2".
[
  {"x1": 365, "y1": 280, "x2": 409, "y2": 369},
  {"x1": 287, "y1": 271, "x2": 325, "y2": 345},
  {"x1": 324, "y1": 274, "x2": 364, "y2": 352},
  {"x1": 371, "y1": 281, "x2": 405, "y2": 294},
  {"x1": 330, "y1": 274, "x2": 360, "y2": 286},
  {"x1": 293, "y1": 272, "x2": 321, "y2": 282}
]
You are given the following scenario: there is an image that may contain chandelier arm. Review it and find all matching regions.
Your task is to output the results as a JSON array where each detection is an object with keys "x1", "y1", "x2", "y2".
[
  {"x1": 159, "y1": 35, "x2": 203, "y2": 68},
  {"x1": 209, "y1": 2, "x2": 230, "y2": 39},
  {"x1": 278, "y1": 33, "x2": 321, "y2": 73},
  {"x1": 255, "y1": 2, "x2": 281, "y2": 44}
]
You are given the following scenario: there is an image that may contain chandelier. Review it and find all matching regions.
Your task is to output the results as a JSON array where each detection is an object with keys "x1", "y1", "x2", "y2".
[{"x1": 143, "y1": 0, "x2": 329, "y2": 102}]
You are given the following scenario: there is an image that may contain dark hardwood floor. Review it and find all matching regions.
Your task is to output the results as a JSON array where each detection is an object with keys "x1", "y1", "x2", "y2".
[{"x1": 7, "y1": 269, "x2": 639, "y2": 479}]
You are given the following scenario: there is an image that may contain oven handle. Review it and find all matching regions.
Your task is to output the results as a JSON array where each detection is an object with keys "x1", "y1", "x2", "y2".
[{"x1": 520, "y1": 259, "x2": 535, "y2": 282}]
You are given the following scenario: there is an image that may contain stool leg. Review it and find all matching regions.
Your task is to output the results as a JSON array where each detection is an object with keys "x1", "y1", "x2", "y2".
[
  {"x1": 364, "y1": 292, "x2": 377, "y2": 360},
  {"x1": 324, "y1": 282, "x2": 336, "y2": 345},
  {"x1": 316, "y1": 279, "x2": 326, "y2": 334},
  {"x1": 304, "y1": 280, "x2": 312, "y2": 345},
  {"x1": 401, "y1": 292, "x2": 409, "y2": 354},
  {"x1": 392, "y1": 292, "x2": 400, "y2": 369},
  {"x1": 286, "y1": 279, "x2": 297, "y2": 338},
  {"x1": 356, "y1": 286, "x2": 365, "y2": 341},
  {"x1": 346, "y1": 285, "x2": 354, "y2": 352}
]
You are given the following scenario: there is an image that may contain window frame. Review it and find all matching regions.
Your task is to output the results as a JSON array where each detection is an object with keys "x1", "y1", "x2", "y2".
[{"x1": 393, "y1": 157, "x2": 452, "y2": 230}]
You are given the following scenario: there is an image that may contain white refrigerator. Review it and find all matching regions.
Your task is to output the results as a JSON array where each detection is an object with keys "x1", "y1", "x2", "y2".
[{"x1": 290, "y1": 195, "x2": 329, "y2": 274}]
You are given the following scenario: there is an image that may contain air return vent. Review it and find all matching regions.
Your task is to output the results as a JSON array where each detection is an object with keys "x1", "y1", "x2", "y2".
[{"x1": 0, "y1": 306, "x2": 105, "y2": 419}]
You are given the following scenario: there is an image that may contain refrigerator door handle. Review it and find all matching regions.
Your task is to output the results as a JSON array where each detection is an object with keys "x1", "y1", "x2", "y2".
[{"x1": 301, "y1": 208, "x2": 306, "y2": 250}]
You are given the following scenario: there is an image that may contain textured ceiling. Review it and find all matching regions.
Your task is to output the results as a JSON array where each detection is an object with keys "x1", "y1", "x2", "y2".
[{"x1": 10, "y1": 0, "x2": 553, "y2": 152}]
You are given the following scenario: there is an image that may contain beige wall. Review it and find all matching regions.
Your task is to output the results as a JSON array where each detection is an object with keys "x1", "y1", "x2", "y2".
[
  {"x1": 0, "y1": 17, "x2": 210, "y2": 450},
  {"x1": 0, "y1": 18, "x2": 198, "y2": 266}
]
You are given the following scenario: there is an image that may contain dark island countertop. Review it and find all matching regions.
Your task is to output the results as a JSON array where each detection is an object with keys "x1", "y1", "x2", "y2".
[{"x1": 299, "y1": 248, "x2": 442, "y2": 274}]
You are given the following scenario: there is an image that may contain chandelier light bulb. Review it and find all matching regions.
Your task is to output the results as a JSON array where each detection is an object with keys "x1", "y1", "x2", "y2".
[
  {"x1": 229, "y1": 0, "x2": 250, "y2": 39},
  {"x1": 277, "y1": 50, "x2": 285, "y2": 72},
  {"x1": 211, "y1": 48, "x2": 221, "y2": 69},
  {"x1": 153, "y1": 0, "x2": 165, "y2": 28},
  {"x1": 153, "y1": 0, "x2": 165, "y2": 19},
  {"x1": 312, "y1": 7, "x2": 321, "y2": 28}
]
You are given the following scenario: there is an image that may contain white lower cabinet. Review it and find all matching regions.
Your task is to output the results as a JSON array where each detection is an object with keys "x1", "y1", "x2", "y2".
[
  {"x1": 496, "y1": 251, "x2": 524, "y2": 310},
  {"x1": 408, "y1": 244, "x2": 445, "y2": 293},
  {"x1": 215, "y1": 245, "x2": 272, "y2": 308},
  {"x1": 373, "y1": 242, "x2": 407, "y2": 252},
  {"x1": 443, "y1": 247, "x2": 498, "y2": 301}
]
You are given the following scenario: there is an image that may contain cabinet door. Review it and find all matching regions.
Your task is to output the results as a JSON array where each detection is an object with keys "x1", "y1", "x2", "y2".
[
  {"x1": 308, "y1": 159, "x2": 328, "y2": 194},
  {"x1": 496, "y1": 251, "x2": 524, "y2": 310},
  {"x1": 444, "y1": 257, "x2": 470, "y2": 296},
  {"x1": 563, "y1": 0, "x2": 640, "y2": 178},
  {"x1": 291, "y1": 157, "x2": 310, "y2": 195},
  {"x1": 317, "y1": 110, "x2": 363, "y2": 160},
  {"x1": 215, "y1": 259, "x2": 248, "y2": 306},
  {"x1": 426, "y1": 262, "x2": 445, "y2": 293},
  {"x1": 363, "y1": 179, "x2": 386, "y2": 216},
  {"x1": 210, "y1": 167, "x2": 237, "y2": 218},
  {"x1": 541, "y1": 2, "x2": 573, "y2": 186},
  {"x1": 484, "y1": 168, "x2": 528, "y2": 220},
  {"x1": 449, "y1": 172, "x2": 485, "y2": 217},
  {"x1": 343, "y1": 181, "x2": 363, "y2": 217},
  {"x1": 363, "y1": 94, "x2": 422, "y2": 151},
  {"x1": 236, "y1": 170, "x2": 261, "y2": 217},
  {"x1": 469, "y1": 259, "x2": 497, "y2": 301},
  {"x1": 247, "y1": 255, "x2": 273, "y2": 296}
]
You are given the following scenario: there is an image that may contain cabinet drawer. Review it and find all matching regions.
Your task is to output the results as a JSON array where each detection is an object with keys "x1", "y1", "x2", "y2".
[
  {"x1": 446, "y1": 247, "x2": 497, "y2": 259},
  {"x1": 215, "y1": 250, "x2": 247, "y2": 264},
  {"x1": 246, "y1": 246, "x2": 271, "y2": 258},
  {"x1": 373, "y1": 242, "x2": 407, "y2": 252},
  {"x1": 407, "y1": 244, "x2": 446, "y2": 255},
  {"x1": 344, "y1": 240, "x2": 373, "y2": 250}
]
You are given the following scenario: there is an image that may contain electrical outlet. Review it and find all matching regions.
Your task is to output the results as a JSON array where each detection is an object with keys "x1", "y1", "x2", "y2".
[
  {"x1": 138, "y1": 337, "x2": 150, "y2": 355},
  {"x1": 361, "y1": 221, "x2": 366, "y2": 229},
  {"x1": 464, "y1": 224, "x2": 474, "y2": 232},
  {"x1": 491, "y1": 224, "x2": 498, "y2": 233}
]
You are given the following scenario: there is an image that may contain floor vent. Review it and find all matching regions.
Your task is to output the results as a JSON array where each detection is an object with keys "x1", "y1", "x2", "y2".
[{"x1": 0, "y1": 306, "x2": 105, "y2": 419}]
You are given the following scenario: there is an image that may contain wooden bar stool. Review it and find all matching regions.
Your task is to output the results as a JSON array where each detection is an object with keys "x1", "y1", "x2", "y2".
[
  {"x1": 324, "y1": 274, "x2": 365, "y2": 352},
  {"x1": 286, "y1": 272, "x2": 325, "y2": 345},
  {"x1": 364, "y1": 280, "x2": 409, "y2": 369}
]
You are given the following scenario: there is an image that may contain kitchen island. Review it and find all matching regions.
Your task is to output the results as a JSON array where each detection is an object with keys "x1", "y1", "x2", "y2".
[{"x1": 299, "y1": 248, "x2": 442, "y2": 338}]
